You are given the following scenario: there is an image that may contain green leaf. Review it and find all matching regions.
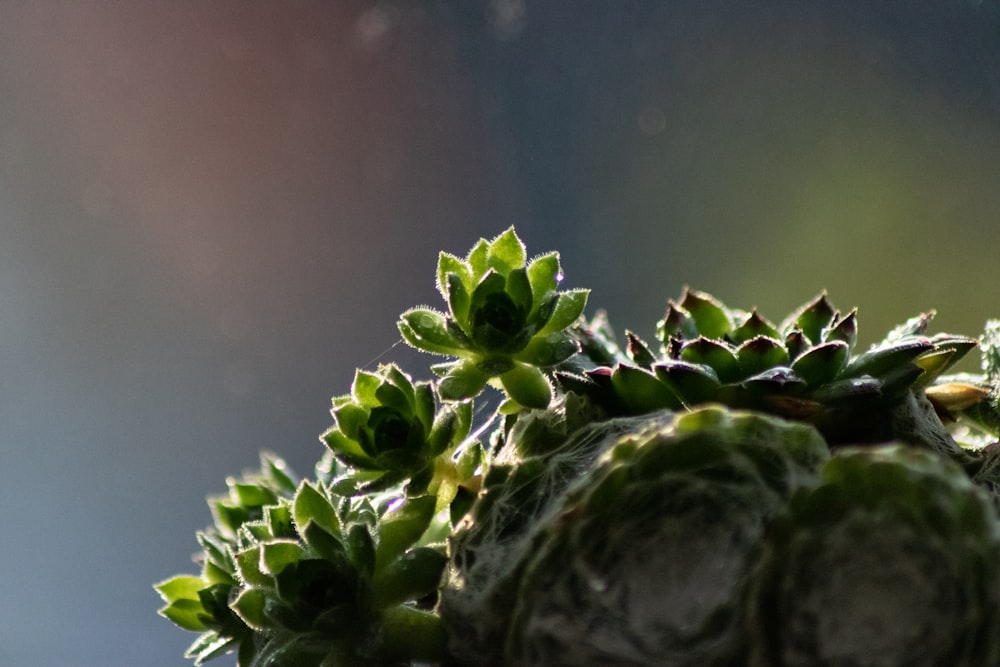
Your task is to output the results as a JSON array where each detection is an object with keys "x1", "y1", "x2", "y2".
[
  {"x1": 376, "y1": 495, "x2": 437, "y2": 568},
  {"x1": 680, "y1": 337, "x2": 740, "y2": 383},
  {"x1": 735, "y1": 336, "x2": 789, "y2": 378},
  {"x1": 370, "y1": 546, "x2": 448, "y2": 609},
  {"x1": 230, "y1": 481, "x2": 277, "y2": 509},
  {"x1": 184, "y1": 632, "x2": 237, "y2": 665},
  {"x1": 234, "y1": 546, "x2": 270, "y2": 588},
  {"x1": 506, "y1": 267, "x2": 533, "y2": 312},
  {"x1": 445, "y1": 272, "x2": 472, "y2": 324},
  {"x1": 527, "y1": 252, "x2": 561, "y2": 302},
  {"x1": 231, "y1": 588, "x2": 270, "y2": 632},
  {"x1": 788, "y1": 293, "x2": 837, "y2": 344},
  {"x1": 823, "y1": 309, "x2": 858, "y2": 352},
  {"x1": 486, "y1": 227, "x2": 526, "y2": 275},
  {"x1": 730, "y1": 310, "x2": 780, "y2": 344},
  {"x1": 398, "y1": 308, "x2": 464, "y2": 356},
  {"x1": 436, "y1": 252, "x2": 471, "y2": 302},
  {"x1": 515, "y1": 332, "x2": 579, "y2": 367},
  {"x1": 678, "y1": 289, "x2": 732, "y2": 339},
  {"x1": 155, "y1": 575, "x2": 207, "y2": 604},
  {"x1": 347, "y1": 523, "x2": 377, "y2": 580},
  {"x1": 332, "y1": 402, "x2": 368, "y2": 440},
  {"x1": 842, "y1": 338, "x2": 934, "y2": 379},
  {"x1": 654, "y1": 361, "x2": 722, "y2": 405},
  {"x1": 539, "y1": 289, "x2": 589, "y2": 335},
  {"x1": 321, "y1": 427, "x2": 375, "y2": 470},
  {"x1": 439, "y1": 359, "x2": 491, "y2": 401},
  {"x1": 500, "y1": 362, "x2": 553, "y2": 409},
  {"x1": 791, "y1": 340, "x2": 849, "y2": 386},
  {"x1": 611, "y1": 364, "x2": 682, "y2": 413},
  {"x1": 293, "y1": 481, "x2": 340, "y2": 538},
  {"x1": 351, "y1": 370, "x2": 381, "y2": 407},
  {"x1": 260, "y1": 540, "x2": 305, "y2": 576},
  {"x1": 466, "y1": 239, "x2": 489, "y2": 277},
  {"x1": 159, "y1": 598, "x2": 210, "y2": 632}
]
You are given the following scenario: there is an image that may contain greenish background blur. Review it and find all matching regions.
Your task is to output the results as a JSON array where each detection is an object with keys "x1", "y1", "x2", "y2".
[{"x1": 1, "y1": 1, "x2": 998, "y2": 664}]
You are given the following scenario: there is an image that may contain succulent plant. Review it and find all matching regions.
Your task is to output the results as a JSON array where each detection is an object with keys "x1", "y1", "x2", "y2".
[
  {"x1": 503, "y1": 407, "x2": 828, "y2": 667},
  {"x1": 559, "y1": 289, "x2": 977, "y2": 456},
  {"x1": 156, "y1": 453, "x2": 451, "y2": 666},
  {"x1": 159, "y1": 228, "x2": 1000, "y2": 667},
  {"x1": 398, "y1": 227, "x2": 589, "y2": 409},
  {"x1": 749, "y1": 444, "x2": 1000, "y2": 667},
  {"x1": 319, "y1": 363, "x2": 480, "y2": 501}
]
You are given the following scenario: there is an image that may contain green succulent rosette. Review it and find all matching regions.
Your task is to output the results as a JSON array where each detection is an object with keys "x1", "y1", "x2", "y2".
[
  {"x1": 504, "y1": 407, "x2": 828, "y2": 667},
  {"x1": 398, "y1": 227, "x2": 589, "y2": 409},
  {"x1": 320, "y1": 363, "x2": 479, "y2": 500},
  {"x1": 560, "y1": 289, "x2": 976, "y2": 455},
  {"x1": 155, "y1": 453, "x2": 300, "y2": 666},
  {"x1": 749, "y1": 444, "x2": 1000, "y2": 667},
  {"x1": 158, "y1": 453, "x2": 450, "y2": 666}
]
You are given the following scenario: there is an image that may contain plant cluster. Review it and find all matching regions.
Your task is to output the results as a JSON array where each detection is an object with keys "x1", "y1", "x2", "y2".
[{"x1": 158, "y1": 228, "x2": 1000, "y2": 666}]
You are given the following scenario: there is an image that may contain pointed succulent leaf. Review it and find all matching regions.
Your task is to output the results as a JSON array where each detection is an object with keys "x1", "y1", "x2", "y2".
[
  {"x1": 413, "y1": 382, "x2": 436, "y2": 434},
  {"x1": 823, "y1": 309, "x2": 858, "y2": 352},
  {"x1": 230, "y1": 481, "x2": 278, "y2": 509},
  {"x1": 260, "y1": 540, "x2": 306, "y2": 576},
  {"x1": 261, "y1": 453, "x2": 298, "y2": 495},
  {"x1": 730, "y1": 310, "x2": 781, "y2": 345},
  {"x1": 657, "y1": 300, "x2": 698, "y2": 344},
  {"x1": 611, "y1": 364, "x2": 682, "y2": 413},
  {"x1": 185, "y1": 632, "x2": 237, "y2": 665},
  {"x1": 506, "y1": 267, "x2": 534, "y2": 314},
  {"x1": 349, "y1": 368, "x2": 382, "y2": 408},
  {"x1": 230, "y1": 588, "x2": 269, "y2": 632},
  {"x1": 398, "y1": 308, "x2": 466, "y2": 356},
  {"x1": 466, "y1": 238, "x2": 489, "y2": 276},
  {"x1": 654, "y1": 360, "x2": 722, "y2": 405},
  {"x1": 370, "y1": 546, "x2": 448, "y2": 609},
  {"x1": 333, "y1": 399, "x2": 371, "y2": 440},
  {"x1": 877, "y1": 362, "x2": 928, "y2": 397},
  {"x1": 785, "y1": 329, "x2": 810, "y2": 361},
  {"x1": 626, "y1": 331, "x2": 658, "y2": 368},
  {"x1": 375, "y1": 495, "x2": 437, "y2": 569},
  {"x1": 374, "y1": 382, "x2": 414, "y2": 421},
  {"x1": 680, "y1": 337, "x2": 741, "y2": 383},
  {"x1": 787, "y1": 293, "x2": 836, "y2": 345},
  {"x1": 234, "y1": 546, "x2": 269, "y2": 588},
  {"x1": 438, "y1": 359, "x2": 491, "y2": 401},
  {"x1": 735, "y1": 336, "x2": 790, "y2": 378},
  {"x1": 515, "y1": 331, "x2": 579, "y2": 367},
  {"x1": 301, "y1": 522, "x2": 349, "y2": 566},
  {"x1": 159, "y1": 597, "x2": 211, "y2": 633},
  {"x1": 538, "y1": 289, "x2": 589, "y2": 336},
  {"x1": 437, "y1": 252, "x2": 472, "y2": 301},
  {"x1": 486, "y1": 227, "x2": 527, "y2": 275},
  {"x1": 883, "y1": 310, "x2": 935, "y2": 343},
  {"x1": 678, "y1": 289, "x2": 732, "y2": 339},
  {"x1": 500, "y1": 362, "x2": 553, "y2": 409},
  {"x1": 842, "y1": 338, "x2": 934, "y2": 379},
  {"x1": 913, "y1": 349, "x2": 957, "y2": 388},
  {"x1": 527, "y1": 252, "x2": 561, "y2": 301},
  {"x1": 347, "y1": 523, "x2": 377, "y2": 580},
  {"x1": 293, "y1": 481, "x2": 340, "y2": 538},
  {"x1": 443, "y1": 272, "x2": 472, "y2": 326},
  {"x1": 791, "y1": 340, "x2": 849, "y2": 386}
]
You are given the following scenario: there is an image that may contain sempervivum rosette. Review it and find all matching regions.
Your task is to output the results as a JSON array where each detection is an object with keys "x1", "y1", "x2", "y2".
[
  {"x1": 505, "y1": 406, "x2": 828, "y2": 667},
  {"x1": 749, "y1": 444, "x2": 1000, "y2": 667}
]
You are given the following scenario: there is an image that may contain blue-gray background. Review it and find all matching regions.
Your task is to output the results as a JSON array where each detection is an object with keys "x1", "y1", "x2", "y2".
[{"x1": 2, "y1": 1, "x2": 1000, "y2": 664}]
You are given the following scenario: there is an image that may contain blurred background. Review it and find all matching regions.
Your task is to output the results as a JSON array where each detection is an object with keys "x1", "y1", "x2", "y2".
[{"x1": 1, "y1": 1, "x2": 1000, "y2": 664}]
